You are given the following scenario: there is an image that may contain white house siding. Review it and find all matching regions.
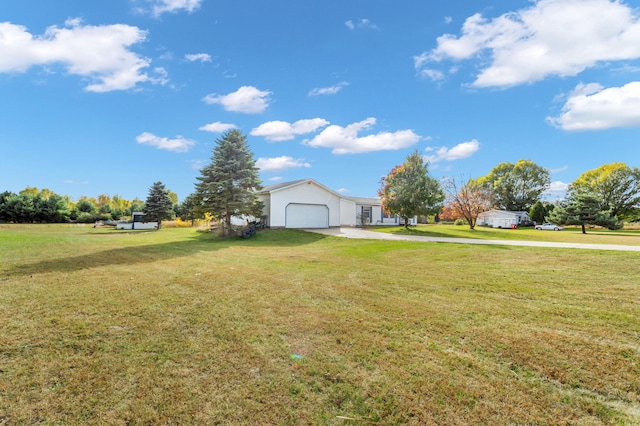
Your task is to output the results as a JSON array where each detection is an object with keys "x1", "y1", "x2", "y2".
[
  {"x1": 257, "y1": 193, "x2": 271, "y2": 227},
  {"x1": 477, "y1": 210, "x2": 530, "y2": 228},
  {"x1": 340, "y1": 198, "x2": 357, "y2": 226},
  {"x1": 267, "y1": 181, "x2": 341, "y2": 228},
  {"x1": 259, "y1": 179, "x2": 418, "y2": 228}
]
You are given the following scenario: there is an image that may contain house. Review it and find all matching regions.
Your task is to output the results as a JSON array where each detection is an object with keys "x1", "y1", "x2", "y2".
[
  {"x1": 256, "y1": 178, "x2": 417, "y2": 229},
  {"x1": 343, "y1": 196, "x2": 417, "y2": 226},
  {"x1": 115, "y1": 212, "x2": 158, "y2": 230},
  {"x1": 476, "y1": 210, "x2": 530, "y2": 228}
]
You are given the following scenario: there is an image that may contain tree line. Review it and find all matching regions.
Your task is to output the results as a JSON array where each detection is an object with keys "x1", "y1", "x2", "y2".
[
  {"x1": 0, "y1": 188, "x2": 149, "y2": 224},
  {"x1": 0, "y1": 130, "x2": 263, "y2": 236},
  {"x1": 3, "y1": 130, "x2": 640, "y2": 236},
  {"x1": 399, "y1": 157, "x2": 640, "y2": 233}
]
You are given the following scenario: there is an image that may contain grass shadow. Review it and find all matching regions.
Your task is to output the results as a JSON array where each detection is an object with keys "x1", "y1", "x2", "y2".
[{"x1": 6, "y1": 228, "x2": 329, "y2": 277}]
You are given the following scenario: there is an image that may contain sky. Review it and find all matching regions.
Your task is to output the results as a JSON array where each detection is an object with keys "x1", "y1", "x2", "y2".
[{"x1": 2, "y1": 0, "x2": 640, "y2": 203}]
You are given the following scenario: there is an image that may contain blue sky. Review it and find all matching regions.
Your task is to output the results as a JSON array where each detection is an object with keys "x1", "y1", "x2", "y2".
[{"x1": 2, "y1": 0, "x2": 640, "y2": 202}]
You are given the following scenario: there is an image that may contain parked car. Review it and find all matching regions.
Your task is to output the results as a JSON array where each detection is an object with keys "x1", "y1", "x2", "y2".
[{"x1": 535, "y1": 223, "x2": 563, "y2": 231}]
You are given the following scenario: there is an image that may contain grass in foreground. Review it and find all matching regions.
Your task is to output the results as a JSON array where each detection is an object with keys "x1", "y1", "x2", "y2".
[
  {"x1": 372, "y1": 223, "x2": 640, "y2": 246},
  {"x1": 1, "y1": 224, "x2": 639, "y2": 424}
]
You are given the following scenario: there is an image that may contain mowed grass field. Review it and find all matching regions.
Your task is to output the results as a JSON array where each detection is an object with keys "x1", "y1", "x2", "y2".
[
  {"x1": 1, "y1": 225, "x2": 639, "y2": 425},
  {"x1": 373, "y1": 223, "x2": 640, "y2": 245}
]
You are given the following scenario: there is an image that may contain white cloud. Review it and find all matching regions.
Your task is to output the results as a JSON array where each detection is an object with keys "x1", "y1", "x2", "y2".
[
  {"x1": 268, "y1": 176, "x2": 283, "y2": 182},
  {"x1": 424, "y1": 140, "x2": 480, "y2": 163},
  {"x1": 199, "y1": 121, "x2": 236, "y2": 133},
  {"x1": 256, "y1": 156, "x2": 312, "y2": 172},
  {"x1": 203, "y1": 86, "x2": 271, "y2": 114},
  {"x1": 251, "y1": 118, "x2": 329, "y2": 142},
  {"x1": 189, "y1": 159, "x2": 206, "y2": 170},
  {"x1": 308, "y1": 81, "x2": 349, "y2": 96},
  {"x1": 136, "y1": 132, "x2": 195, "y2": 152},
  {"x1": 549, "y1": 165, "x2": 569, "y2": 174},
  {"x1": 418, "y1": 68, "x2": 445, "y2": 82},
  {"x1": 185, "y1": 53, "x2": 211, "y2": 62},
  {"x1": 416, "y1": 0, "x2": 640, "y2": 88},
  {"x1": 0, "y1": 19, "x2": 157, "y2": 92},
  {"x1": 305, "y1": 118, "x2": 420, "y2": 154},
  {"x1": 150, "y1": 67, "x2": 169, "y2": 86},
  {"x1": 336, "y1": 188, "x2": 350, "y2": 194},
  {"x1": 150, "y1": 0, "x2": 203, "y2": 17},
  {"x1": 345, "y1": 19, "x2": 379, "y2": 31},
  {"x1": 544, "y1": 181, "x2": 569, "y2": 200},
  {"x1": 547, "y1": 82, "x2": 640, "y2": 131}
]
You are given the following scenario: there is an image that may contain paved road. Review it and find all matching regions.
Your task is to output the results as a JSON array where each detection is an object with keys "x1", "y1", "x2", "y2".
[{"x1": 306, "y1": 227, "x2": 640, "y2": 252}]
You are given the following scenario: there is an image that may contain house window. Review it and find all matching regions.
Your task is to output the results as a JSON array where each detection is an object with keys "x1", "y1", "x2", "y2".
[
  {"x1": 383, "y1": 210, "x2": 394, "y2": 219},
  {"x1": 361, "y1": 206, "x2": 372, "y2": 223}
]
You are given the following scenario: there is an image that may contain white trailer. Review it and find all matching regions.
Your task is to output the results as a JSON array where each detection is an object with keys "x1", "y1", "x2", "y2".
[{"x1": 116, "y1": 212, "x2": 158, "y2": 230}]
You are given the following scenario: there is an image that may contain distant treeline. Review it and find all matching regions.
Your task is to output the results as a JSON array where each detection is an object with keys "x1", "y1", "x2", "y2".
[{"x1": 0, "y1": 187, "x2": 147, "y2": 224}]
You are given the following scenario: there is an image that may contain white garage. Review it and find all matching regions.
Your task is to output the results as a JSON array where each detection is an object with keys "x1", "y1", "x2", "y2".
[
  {"x1": 285, "y1": 203, "x2": 329, "y2": 228},
  {"x1": 256, "y1": 178, "x2": 417, "y2": 229},
  {"x1": 257, "y1": 179, "x2": 342, "y2": 228}
]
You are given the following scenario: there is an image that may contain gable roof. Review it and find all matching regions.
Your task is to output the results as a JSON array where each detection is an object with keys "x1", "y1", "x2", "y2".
[
  {"x1": 259, "y1": 179, "x2": 306, "y2": 193},
  {"x1": 343, "y1": 196, "x2": 381, "y2": 205},
  {"x1": 258, "y1": 178, "x2": 343, "y2": 198},
  {"x1": 479, "y1": 209, "x2": 530, "y2": 217}
]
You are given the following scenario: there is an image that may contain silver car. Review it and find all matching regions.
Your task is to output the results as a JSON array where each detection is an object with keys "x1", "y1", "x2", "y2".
[{"x1": 535, "y1": 222, "x2": 563, "y2": 231}]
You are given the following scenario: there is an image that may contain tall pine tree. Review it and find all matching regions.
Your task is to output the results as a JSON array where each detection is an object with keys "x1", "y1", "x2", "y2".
[
  {"x1": 143, "y1": 181, "x2": 174, "y2": 229},
  {"x1": 194, "y1": 130, "x2": 263, "y2": 234},
  {"x1": 547, "y1": 193, "x2": 621, "y2": 234}
]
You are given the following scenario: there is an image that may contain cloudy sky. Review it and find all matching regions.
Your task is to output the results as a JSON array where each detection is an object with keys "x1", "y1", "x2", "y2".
[{"x1": 2, "y1": 0, "x2": 640, "y2": 201}]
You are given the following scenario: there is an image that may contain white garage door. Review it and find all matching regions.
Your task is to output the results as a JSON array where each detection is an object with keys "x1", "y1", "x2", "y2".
[{"x1": 286, "y1": 203, "x2": 329, "y2": 228}]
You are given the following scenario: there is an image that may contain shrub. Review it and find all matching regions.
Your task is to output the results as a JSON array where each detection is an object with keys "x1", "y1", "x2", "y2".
[
  {"x1": 454, "y1": 218, "x2": 466, "y2": 226},
  {"x1": 76, "y1": 212, "x2": 112, "y2": 223}
]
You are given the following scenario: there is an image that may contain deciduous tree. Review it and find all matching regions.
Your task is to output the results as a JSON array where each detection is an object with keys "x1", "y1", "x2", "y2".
[
  {"x1": 478, "y1": 160, "x2": 550, "y2": 211},
  {"x1": 444, "y1": 177, "x2": 493, "y2": 229},
  {"x1": 568, "y1": 162, "x2": 640, "y2": 219},
  {"x1": 378, "y1": 151, "x2": 444, "y2": 228},
  {"x1": 194, "y1": 130, "x2": 263, "y2": 235},
  {"x1": 439, "y1": 204, "x2": 462, "y2": 222}
]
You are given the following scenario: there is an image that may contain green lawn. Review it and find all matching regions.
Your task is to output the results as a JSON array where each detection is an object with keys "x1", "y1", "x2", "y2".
[
  {"x1": 372, "y1": 223, "x2": 640, "y2": 245},
  {"x1": 1, "y1": 224, "x2": 639, "y2": 424}
]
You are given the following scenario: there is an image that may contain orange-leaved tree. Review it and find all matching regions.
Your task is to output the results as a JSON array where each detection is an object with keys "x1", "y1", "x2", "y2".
[
  {"x1": 444, "y1": 177, "x2": 493, "y2": 229},
  {"x1": 378, "y1": 151, "x2": 444, "y2": 228}
]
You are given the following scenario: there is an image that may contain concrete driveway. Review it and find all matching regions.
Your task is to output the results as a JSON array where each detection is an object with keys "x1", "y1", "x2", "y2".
[{"x1": 306, "y1": 227, "x2": 640, "y2": 252}]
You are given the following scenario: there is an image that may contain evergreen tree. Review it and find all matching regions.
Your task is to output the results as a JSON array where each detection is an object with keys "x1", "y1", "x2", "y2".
[
  {"x1": 76, "y1": 199, "x2": 97, "y2": 214},
  {"x1": 547, "y1": 193, "x2": 621, "y2": 234},
  {"x1": 38, "y1": 194, "x2": 71, "y2": 223},
  {"x1": 194, "y1": 130, "x2": 263, "y2": 234},
  {"x1": 4, "y1": 193, "x2": 37, "y2": 223},
  {"x1": 143, "y1": 181, "x2": 174, "y2": 229},
  {"x1": 176, "y1": 193, "x2": 200, "y2": 226},
  {"x1": 0, "y1": 191, "x2": 15, "y2": 222},
  {"x1": 529, "y1": 200, "x2": 554, "y2": 225},
  {"x1": 378, "y1": 151, "x2": 444, "y2": 228}
]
